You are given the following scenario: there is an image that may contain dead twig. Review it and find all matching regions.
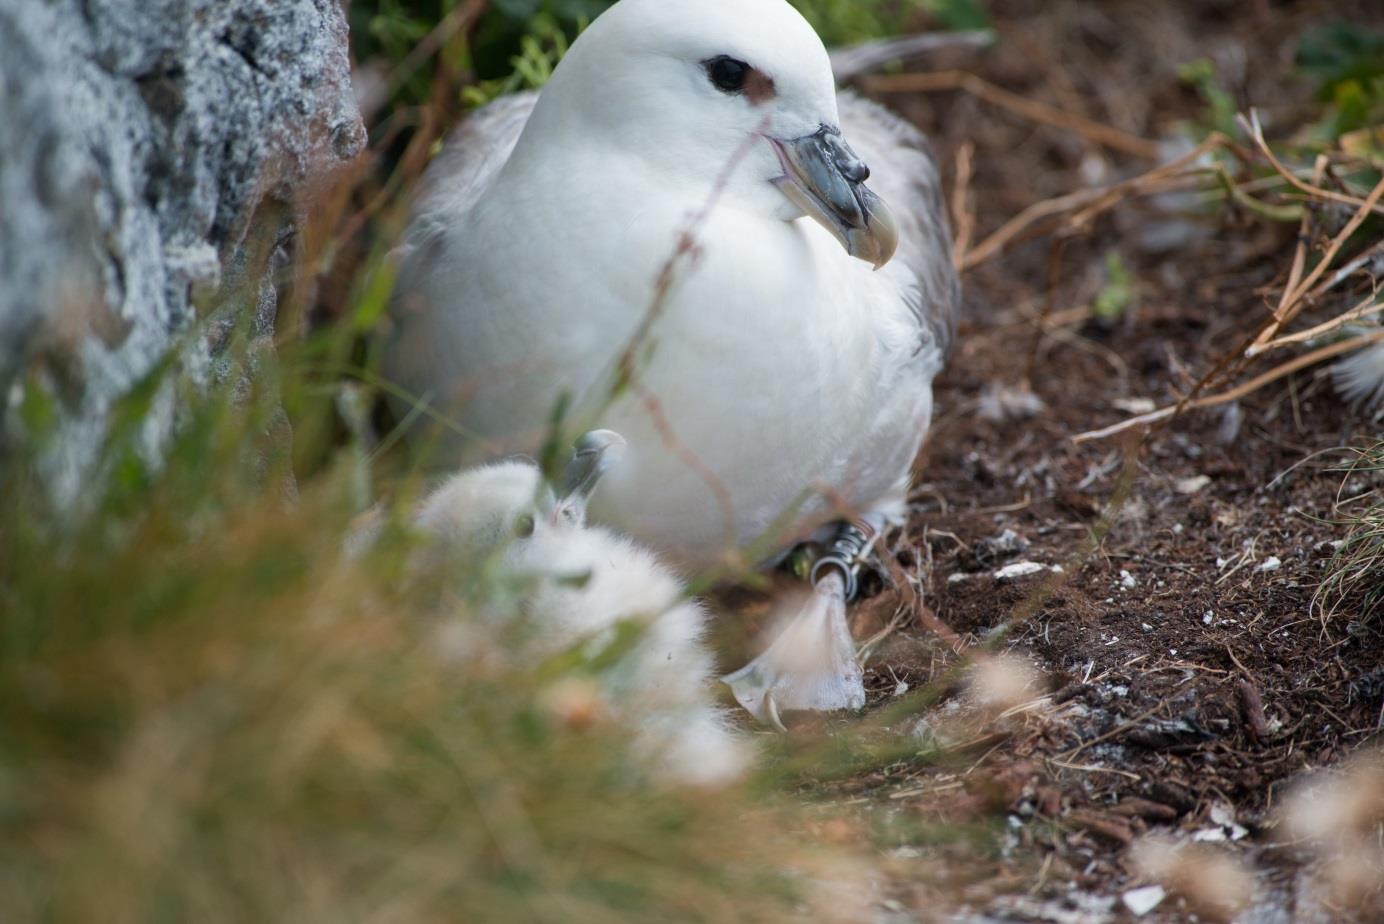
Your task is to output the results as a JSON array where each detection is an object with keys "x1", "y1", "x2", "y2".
[
  {"x1": 960, "y1": 134, "x2": 1227, "y2": 271},
  {"x1": 1237, "y1": 680, "x2": 1271, "y2": 742},
  {"x1": 1254, "y1": 288, "x2": 1383, "y2": 352}
]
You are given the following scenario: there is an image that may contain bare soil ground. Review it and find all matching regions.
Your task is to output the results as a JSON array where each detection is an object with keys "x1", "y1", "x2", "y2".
[{"x1": 752, "y1": 1, "x2": 1384, "y2": 920}]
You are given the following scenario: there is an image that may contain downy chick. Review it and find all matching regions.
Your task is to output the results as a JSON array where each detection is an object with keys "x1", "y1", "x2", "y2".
[{"x1": 412, "y1": 431, "x2": 751, "y2": 787}]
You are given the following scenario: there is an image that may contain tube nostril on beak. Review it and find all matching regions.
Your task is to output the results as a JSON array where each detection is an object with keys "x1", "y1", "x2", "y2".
[
  {"x1": 842, "y1": 159, "x2": 870, "y2": 184},
  {"x1": 821, "y1": 129, "x2": 870, "y2": 184}
]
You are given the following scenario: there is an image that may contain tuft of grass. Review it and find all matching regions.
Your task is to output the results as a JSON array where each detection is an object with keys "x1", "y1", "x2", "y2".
[{"x1": 1318, "y1": 442, "x2": 1384, "y2": 623}]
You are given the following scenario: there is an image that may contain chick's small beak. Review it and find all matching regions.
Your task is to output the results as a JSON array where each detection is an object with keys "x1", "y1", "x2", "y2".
[
  {"x1": 551, "y1": 429, "x2": 627, "y2": 525},
  {"x1": 770, "y1": 125, "x2": 899, "y2": 270}
]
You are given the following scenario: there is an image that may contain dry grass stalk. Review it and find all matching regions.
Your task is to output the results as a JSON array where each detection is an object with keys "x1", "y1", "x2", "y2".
[
  {"x1": 1248, "y1": 171, "x2": 1384, "y2": 352},
  {"x1": 860, "y1": 70, "x2": 1163, "y2": 159},
  {"x1": 1256, "y1": 288, "x2": 1383, "y2": 352},
  {"x1": 1258, "y1": 152, "x2": 1326, "y2": 345},
  {"x1": 950, "y1": 140, "x2": 976, "y2": 271},
  {"x1": 1240, "y1": 110, "x2": 1384, "y2": 218},
  {"x1": 1047, "y1": 140, "x2": 1384, "y2": 442},
  {"x1": 1073, "y1": 330, "x2": 1384, "y2": 443},
  {"x1": 924, "y1": 85, "x2": 1382, "y2": 446},
  {"x1": 959, "y1": 134, "x2": 1228, "y2": 271}
]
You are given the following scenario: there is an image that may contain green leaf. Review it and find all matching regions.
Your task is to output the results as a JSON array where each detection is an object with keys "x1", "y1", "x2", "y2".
[
  {"x1": 921, "y1": 0, "x2": 990, "y2": 32},
  {"x1": 1177, "y1": 58, "x2": 1238, "y2": 138},
  {"x1": 1092, "y1": 251, "x2": 1133, "y2": 322},
  {"x1": 1297, "y1": 23, "x2": 1384, "y2": 96}
]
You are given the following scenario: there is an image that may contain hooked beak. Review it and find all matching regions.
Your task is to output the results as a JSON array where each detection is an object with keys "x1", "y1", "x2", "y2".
[
  {"x1": 551, "y1": 429, "x2": 627, "y2": 525},
  {"x1": 769, "y1": 125, "x2": 899, "y2": 270}
]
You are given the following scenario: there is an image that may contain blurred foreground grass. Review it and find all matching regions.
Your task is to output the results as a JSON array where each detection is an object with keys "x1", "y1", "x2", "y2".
[{"x1": 0, "y1": 326, "x2": 870, "y2": 920}]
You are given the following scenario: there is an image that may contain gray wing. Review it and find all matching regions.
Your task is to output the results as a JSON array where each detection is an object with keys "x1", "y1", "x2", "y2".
[
  {"x1": 397, "y1": 91, "x2": 539, "y2": 261},
  {"x1": 837, "y1": 90, "x2": 960, "y2": 360},
  {"x1": 386, "y1": 93, "x2": 537, "y2": 430}
]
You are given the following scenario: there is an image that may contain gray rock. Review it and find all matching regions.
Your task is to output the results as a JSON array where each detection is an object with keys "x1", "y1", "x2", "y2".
[{"x1": 0, "y1": 0, "x2": 363, "y2": 506}]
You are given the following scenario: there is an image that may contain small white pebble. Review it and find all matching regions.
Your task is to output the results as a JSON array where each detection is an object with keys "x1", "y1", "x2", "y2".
[
  {"x1": 893, "y1": 680, "x2": 910, "y2": 697},
  {"x1": 1122, "y1": 885, "x2": 1167, "y2": 916},
  {"x1": 1142, "y1": 623, "x2": 1153, "y2": 631},
  {"x1": 1257, "y1": 556, "x2": 1282, "y2": 573},
  {"x1": 1114, "y1": 397, "x2": 1157, "y2": 414},
  {"x1": 994, "y1": 561, "x2": 1048, "y2": 582},
  {"x1": 1172, "y1": 523, "x2": 1184, "y2": 534},
  {"x1": 1175, "y1": 475, "x2": 1211, "y2": 494},
  {"x1": 1120, "y1": 569, "x2": 1137, "y2": 590}
]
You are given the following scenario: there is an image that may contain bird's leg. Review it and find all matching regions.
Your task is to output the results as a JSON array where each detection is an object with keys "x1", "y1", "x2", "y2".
[
  {"x1": 807, "y1": 516, "x2": 882, "y2": 601},
  {"x1": 723, "y1": 517, "x2": 881, "y2": 729}
]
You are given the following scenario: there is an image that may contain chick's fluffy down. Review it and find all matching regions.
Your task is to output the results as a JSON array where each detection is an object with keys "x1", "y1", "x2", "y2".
[{"x1": 414, "y1": 463, "x2": 751, "y2": 787}]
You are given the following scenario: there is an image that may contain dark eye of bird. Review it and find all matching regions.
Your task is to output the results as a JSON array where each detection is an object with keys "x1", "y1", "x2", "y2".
[
  {"x1": 705, "y1": 56, "x2": 750, "y2": 94},
  {"x1": 512, "y1": 513, "x2": 536, "y2": 539}
]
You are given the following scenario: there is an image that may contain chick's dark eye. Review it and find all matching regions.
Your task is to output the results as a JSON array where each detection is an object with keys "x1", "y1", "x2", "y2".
[
  {"x1": 705, "y1": 56, "x2": 750, "y2": 94},
  {"x1": 512, "y1": 513, "x2": 536, "y2": 539}
]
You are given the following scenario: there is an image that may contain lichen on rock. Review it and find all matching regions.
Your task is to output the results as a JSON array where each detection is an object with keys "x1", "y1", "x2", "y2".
[{"x1": 0, "y1": 0, "x2": 364, "y2": 506}]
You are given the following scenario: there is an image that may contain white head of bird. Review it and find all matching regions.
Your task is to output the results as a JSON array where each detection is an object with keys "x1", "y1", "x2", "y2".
[
  {"x1": 415, "y1": 430, "x2": 628, "y2": 560},
  {"x1": 507, "y1": 0, "x2": 898, "y2": 268}
]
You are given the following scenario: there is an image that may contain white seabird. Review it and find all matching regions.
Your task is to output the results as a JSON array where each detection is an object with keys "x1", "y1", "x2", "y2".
[
  {"x1": 386, "y1": 0, "x2": 959, "y2": 719},
  {"x1": 387, "y1": 0, "x2": 958, "y2": 563}
]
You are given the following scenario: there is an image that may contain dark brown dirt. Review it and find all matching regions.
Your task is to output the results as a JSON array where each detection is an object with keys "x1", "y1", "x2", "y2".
[{"x1": 785, "y1": 1, "x2": 1384, "y2": 920}]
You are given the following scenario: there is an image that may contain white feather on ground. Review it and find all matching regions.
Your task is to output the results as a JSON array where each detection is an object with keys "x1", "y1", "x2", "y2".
[{"x1": 1332, "y1": 337, "x2": 1384, "y2": 420}]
